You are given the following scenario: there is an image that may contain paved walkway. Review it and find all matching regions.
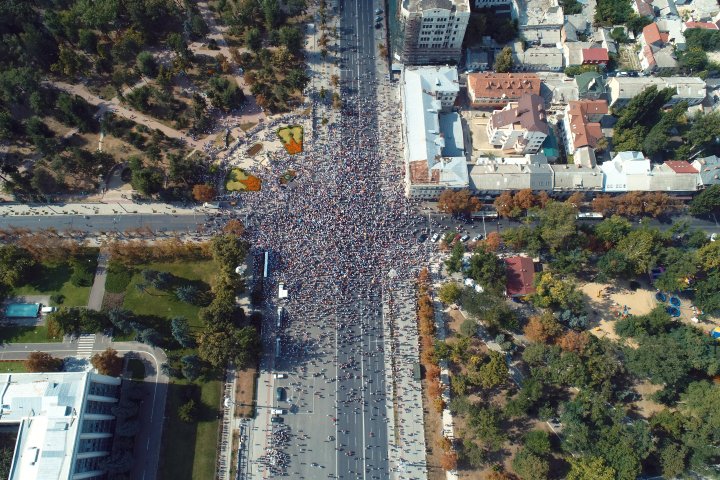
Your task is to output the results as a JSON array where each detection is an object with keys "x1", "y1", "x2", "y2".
[{"x1": 87, "y1": 251, "x2": 109, "y2": 311}]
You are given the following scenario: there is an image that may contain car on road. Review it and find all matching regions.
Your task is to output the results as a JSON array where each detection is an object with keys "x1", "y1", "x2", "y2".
[
  {"x1": 270, "y1": 416, "x2": 284, "y2": 423},
  {"x1": 375, "y1": 8, "x2": 383, "y2": 13},
  {"x1": 460, "y1": 234, "x2": 470, "y2": 242},
  {"x1": 276, "y1": 387, "x2": 285, "y2": 401},
  {"x1": 271, "y1": 408, "x2": 286, "y2": 415},
  {"x1": 430, "y1": 233, "x2": 440, "y2": 243},
  {"x1": 273, "y1": 373, "x2": 287, "y2": 379},
  {"x1": 472, "y1": 234, "x2": 484, "y2": 241}
]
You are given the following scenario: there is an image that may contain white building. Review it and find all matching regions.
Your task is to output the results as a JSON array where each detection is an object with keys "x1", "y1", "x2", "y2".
[
  {"x1": 400, "y1": 66, "x2": 469, "y2": 199},
  {"x1": 4, "y1": 372, "x2": 122, "y2": 480},
  {"x1": 486, "y1": 93, "x2": 549, "y2": 154},
  {"x1": 399, "y1": 0, "x2": 471, "y2": 65},
  {"x1": 600, "y1": 151, "x2": 651, "y2": 191},
  {"x1": 607, "y1": 77, "x2": 706, "y2": 108}
]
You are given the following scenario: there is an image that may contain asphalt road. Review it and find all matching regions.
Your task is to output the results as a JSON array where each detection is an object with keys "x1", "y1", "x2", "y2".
[{"x1": 0, "y1": 213, "x2": 206, "y2": 233}]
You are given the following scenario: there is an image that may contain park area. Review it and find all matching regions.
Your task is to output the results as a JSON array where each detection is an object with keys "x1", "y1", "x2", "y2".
[
  {"x1": 225, "y1": 168, "x2": 262, "y2": 192},
  {"x1": 277, "y1": 125, "x2": 303, "y2": 155}
]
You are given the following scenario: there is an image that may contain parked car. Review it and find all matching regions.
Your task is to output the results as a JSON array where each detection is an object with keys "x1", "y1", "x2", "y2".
[
  {"x1": 271, "y1": 416, "x2": 284, "y2": 423},
  {"x1": 430, "y1": 233, "x2": 440, "y2": 243},
  {"x1": 276, "y1": 387, "x2": 285, "y2": 401},
  {"x1": 273, "y1": 373, "x2": 287, "y2": 379},
  {"x1": 271, "y1": 408, "x2": 286, "y2": 415},
  {"x1": 460, "y1": 234, "x2": 470, "y2": 242}
]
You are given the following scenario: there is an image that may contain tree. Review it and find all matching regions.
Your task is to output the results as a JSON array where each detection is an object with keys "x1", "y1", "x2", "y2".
[
  {"x1": 25, "y1": 351, "x2": 63, "y2": 372},
  {"x1": 514, "y1": 189, "x2": 536, "y2": 210},
  {"x1": 558, "y1": 330, "x2": 589, "y2": 353},
  {"x1": 175, "y1": 284, "x2": 201, "y2": 304},
  {"x1": 131, "y1": 167, "x2": 164, "y2": 195},
  {"x1": 468, "y1": 249, "x2": 506, "y2": 292},
  {"x1": 532, "y1": 272, "x2": 585, "y2": 313},
  {"x1": 438, "y1": 282, "x2": 462, "y2": 304},
  {"x1": 178, "y1": 399, "x2": 196, "y2": 422},
  {"x1": 91, "y1": 348, "x2": 123, "y2": 376},
  {"x1": 438, "y1": 189, "x2": 481, "y2": 217},
  {"x1": 138, "y1": 328, "x2": 162, "y2": 347},
  {"x1": 689, "y1": 185, "x2": 720, "y2": 215},
  {"x1": 512, "y1": 448, "x2": 549, "y2": 480},
  {"x1": 171, "y1": 317, "x2": 195, "y2": 348},
  {"x1": 524, "y1": 311, "x2": 562, "y2": 343},
  {"x1": 440, "y1": 451, "x2": 458, "y2": 471},
  {"x1": 494, "y1": 191, "x2": 518, "y2": 218},
  {"x1": 108, "y1": 308, "x2": 134, "y2": 335},
  {"x1": 695, "y1": 270, "x2": 720, "y2": 315},
  {"x1": 468, "y1": 406, "x2": 506, "y2": 449},
  {"x1": 567, "y1": 456, "x2": 616, "y2": 480},
  {"x1": 446, "y1": 241, "x2": 465, "y2": 273},
  {"x1": 476, "y1": 350, "x2": 508, "y2": 389},
  {"x1": 616, "y1": 227, "x2": 664, "y2": 275},
  {"x1": 198, "y1": 326, "x2": 260, "y2": 368},
  {"x1": 523, "y1": 429, "x2": 551, "y2": 456},
  {"x1": 594, "y1": 215, "x2": 632, "y2": 248},
  {"x1": 136, "y1": 51, "x2": 158, "y2": 77},
  {"x1": 483, "y1": 232, "x2": 502, "y2": 252},
  {"x1": 181, "y1": 354, "x2": 202, "y2": 381},
  {"x1": 278, "y1": 26, "x2": 303, "y2": 55},
  {"x1": 211, "y1": 234, "x2": 248, "y2": 272},
  {"x1": 245, "y1": 27, "x2": 262, "y2": 51},
  {"x1": 192, "y1": 184, "x2": 217, "y2": 202},
  {"x1": 494, "y1": 47, "x2": 513, "y2": 73},
  {"x1": 539, "y1": 200, "x2": 578, "y2": 252},
  {"x1": 0, "y1": 244, "x2": 36, "y2": 287},
  {"x1": 459, "y1": 439, "x2": 486, "y2": 468}
]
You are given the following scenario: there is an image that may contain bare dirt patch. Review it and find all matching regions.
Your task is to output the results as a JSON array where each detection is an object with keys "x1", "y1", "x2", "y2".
[
  {"x1": 234, "y1": 367, "x2": 257, "y2": 418},
  {"x1": 631, "y1": 380, "x2": 667, "y2": 419},
  {"x1": 101, "y1": 292, "x2": 125, "y2": 311}
]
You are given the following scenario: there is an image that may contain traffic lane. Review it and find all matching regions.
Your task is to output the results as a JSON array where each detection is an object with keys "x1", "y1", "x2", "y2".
[{"x1": 0, "y1": 213, "x2": 205, "y2": 233}]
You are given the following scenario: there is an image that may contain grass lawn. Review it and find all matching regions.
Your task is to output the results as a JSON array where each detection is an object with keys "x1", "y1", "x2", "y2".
[
  {"x1": 0, "y1": 324, "x2": 62, "y2": 344},
  {"x1": 126, "y1": 358, "x2": 146, "y2": 379},
  {"x1": 159, "y1": 379, "x2": 222, "y2": 480},
  {"x1": 13, "y1": 262, "x2": 93, "y2": 307},
  {"x1": 106, "y1": 262, "x2": 135, "y2": 293},
  {"x1": 122, "y1": 260, "x2": 216, "y2": 329},
  {"x1": 0, "y1": 361, "x2": 27, "y2": 373}
]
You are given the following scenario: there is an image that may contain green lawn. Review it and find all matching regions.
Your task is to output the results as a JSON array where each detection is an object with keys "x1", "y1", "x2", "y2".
[
  {"x1": 0, "y1": 361, "x2": 27, "y2": 373},
  {"x1": 159, "y1": 379, "x2": 222, "y2": 480},
  {"x1": 122, "y1": 261, "x2": 215, "y2": 329},
  {"x1": 0, "y1": 324, "x2": 61, "y2": 344},
  {"x1": 13, "y1": 262, "x2": 93, "y2": 307},
  {"x1": 105, "y1": 262, "x2": 135, "y2": 293}
]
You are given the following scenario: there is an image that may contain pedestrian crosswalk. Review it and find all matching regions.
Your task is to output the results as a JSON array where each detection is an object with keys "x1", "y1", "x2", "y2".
[{"x1": 76, "y1": 334, "x2": 95, "y2": 358}]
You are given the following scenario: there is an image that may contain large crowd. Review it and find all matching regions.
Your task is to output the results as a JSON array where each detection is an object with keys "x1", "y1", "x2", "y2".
[{"x1": 225, "y1": 67, "x2": 432, "y2": 477}]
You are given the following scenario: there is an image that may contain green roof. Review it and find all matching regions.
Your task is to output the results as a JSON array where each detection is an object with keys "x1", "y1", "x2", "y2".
[{"x1": 576, "y1": 72, "x2": 606, "y2": 96}]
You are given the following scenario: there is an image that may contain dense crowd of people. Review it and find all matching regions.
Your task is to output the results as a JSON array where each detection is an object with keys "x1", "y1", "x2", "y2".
[{"x1": 229, "y1": 68, "x2": 431, "y2": 477}]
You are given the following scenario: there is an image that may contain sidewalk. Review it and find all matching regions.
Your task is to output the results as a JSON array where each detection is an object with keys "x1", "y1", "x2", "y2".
[{"x1": 0, "y1": 202, "x2": 206, "y2": 217}]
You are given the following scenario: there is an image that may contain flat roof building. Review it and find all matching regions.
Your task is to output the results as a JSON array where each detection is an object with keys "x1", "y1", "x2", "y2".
[
  {"x1": 3, "y1": 372, "x2": 122, "y2": 480},
  {"x1": 399, "y1": 0, "x2": 471, "y2": 64},
  {"x1": 401, "y1": 66, "x2": 469, "y2": 199},
  {"x1": 607, "y1": 77, "x2": 706, "y2": 108}
]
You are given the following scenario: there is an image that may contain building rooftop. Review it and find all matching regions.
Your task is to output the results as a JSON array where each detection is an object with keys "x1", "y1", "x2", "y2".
[
  {"x1": 491, "y1": 94, "x2": 549, "y2": 134},
  {"x1": 505, "y1": 256, "x2": 536, "y2": 296},
  {"x1": 467, "y1": 73, "x2": 541, "y2": 100},
  {"x1": 664, "y1": 160, "x2": 699, "y2": 174},
  {"x1": 403, "y1": 66, "x2": 460, "y2": 166},
  {"x1": 608, "y1": 76, "x2": 706, "y2": 100},
  {"x1": 643, "y1": 22, "x2": 664, "y2": 44},
  {"x1": 582, "y1": 47, "x2": 610, "y2": 62},
  {"x1": 691, "y1": 155, "x2": 720, "y2": 185},
  {"x1": 0, "y1": 372, "x2": 104, "y2": 480},
  {"x1": 403, "y1": 0, "x2": 470, "y2": 13},
  {"x1": 575, "y1": 72, "x2": 606, "y2": 97},
  {"x1": 513, "y1": 45, "x2": 565, "y2": 70},
  {"x1": 685, "y1": 21, "x2": 718, "y2": 29},
  {"x1": 566, "y1": 99, "x2": 608, "y2": 150},
  {"x1": 519, "y1": 0, "x2": 564, "y2": 27}
]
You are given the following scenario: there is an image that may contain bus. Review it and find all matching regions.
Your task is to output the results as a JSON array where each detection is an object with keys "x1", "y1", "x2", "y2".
[
  {"x1": 471, "y1": 211, "x2": 499, "y2": 220},
  {"x1": 576, "y1": 212, "x2": 604, "y2": 220},
  {"x1": 275, "y1": 338, "x2": 281, "y2": 357}
]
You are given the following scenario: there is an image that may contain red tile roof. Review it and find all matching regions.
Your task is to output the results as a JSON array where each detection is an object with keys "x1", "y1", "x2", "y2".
[
  {"x1": 664, "y1": 161, "x2": 699, "y2": 174},
  {"x1": 467, "y1": 73, "x2": 541, "y2": 102},
  {"x1": 643, "y1": 23, "x2": 663, "y2": 45},
  {"x1": 685, "y1": 21, "x2": 718, "y2": 30},
  {"x1": 505, "y1": 256, "x2": 536, "y2": 297},
  {"x1": 582, "y1": 48, "x2": 609, "y2": 63},
  {"x1": 567, "y1": 100, "x2": 608, "y2": 150}
]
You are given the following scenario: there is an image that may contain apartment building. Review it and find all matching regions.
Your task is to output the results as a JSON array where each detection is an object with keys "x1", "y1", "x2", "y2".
[
  {"x1": 398, "y1": 0, "x2": 471, "y2": 65},
  {"x1": 486, "y1": 93, "x2": 549, "y2": 154},
  {"x1": 400, "y1": 66, "x2": 469, "y2": 199},
  {"x1": 560, "y1": 99, "x2": 608, "y2": 155},
  {"x1": 466, "y1": 73, "x2": 541, "y2": 108},
  {"x1": 607, "y1": 77, "x2": 706, "y2": 108}
]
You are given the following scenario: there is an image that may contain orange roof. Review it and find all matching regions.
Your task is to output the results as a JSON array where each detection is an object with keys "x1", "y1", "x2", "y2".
[
  {"x1": 582, "y1": 48, "x2": 609, "y2": 62},
  {"x1": 664, "y1": 161, "x2": 699, "y2": 174},
  {"x1": 567, "y1": 100, "x2": 608, "y2": 149},
  {"x1": 505, "y1": 257, "x2": 536, "y2": 297},
  {"x1": 643, "y1": 23, "x2": 663, "y2": 45},
  {"x1": 467, "y1": 73, "x2": 541, "y2": 101},
  {"x1": 685, "y1": 21, "x2": 718, "y2": 30}
]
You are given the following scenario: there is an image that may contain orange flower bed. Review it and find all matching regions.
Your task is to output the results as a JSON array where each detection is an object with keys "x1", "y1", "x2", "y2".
[
  {"x1": 284, "y1": 138, "x2": 303, "y2": 155},
  {"x1": 240, "y1": 175, "x2": 261, "y2": 191}
]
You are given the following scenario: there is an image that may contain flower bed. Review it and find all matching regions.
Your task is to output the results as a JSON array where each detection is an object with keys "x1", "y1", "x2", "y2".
[
  {"x1": 277, "y1": 125, "x2": 303, "y2": 155},
  {"x1": 225, "y1": 168, "x2": 262, "y2": 192}
]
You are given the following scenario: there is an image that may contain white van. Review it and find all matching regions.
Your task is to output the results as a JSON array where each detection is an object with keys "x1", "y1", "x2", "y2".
[
  {"x1": 271, "y1": 409, "x2": 285, "y2": 415},
  {"x1": 40, "y1": 306, "x2": 57, "y2": 314},
  {"x1": 276, "y1": 307, "x2": 284, "y2": 328},
  {"x1": 273, "y1": 373, "x2": 287, "y2": 379}
]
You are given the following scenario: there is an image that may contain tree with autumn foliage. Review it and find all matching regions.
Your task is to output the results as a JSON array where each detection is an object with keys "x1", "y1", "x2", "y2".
[
  {"x1": 222, "y1": 219, "x2": 245, "y2": 236},
  {"x1": 440, "y1": 451, "x2": 459, "y2": 471},
  {"x1": 524, "y1": 311, "x2": 563, "y2": 343},
  {"x1": 192, "y1": 184, "x2": 217, "y2": 202},
  {"x1": 91, "y1": 348, "x2": 124, "y2": 376},
  {"x1": 514, "y1": 189, "x2": 536, "y2": 210},
  {"x1": 25, "y1": 351, "x2": 63, "y2": 373},
  {"x1": 438, "y1": 189, "x2": 482, "y2": 218},
  {"x1": 494, "y1": 191, "x2": 519, "y2": 218},
  {"x1": 558, "y1": 330, "x2": 589, "y2": 354}
]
